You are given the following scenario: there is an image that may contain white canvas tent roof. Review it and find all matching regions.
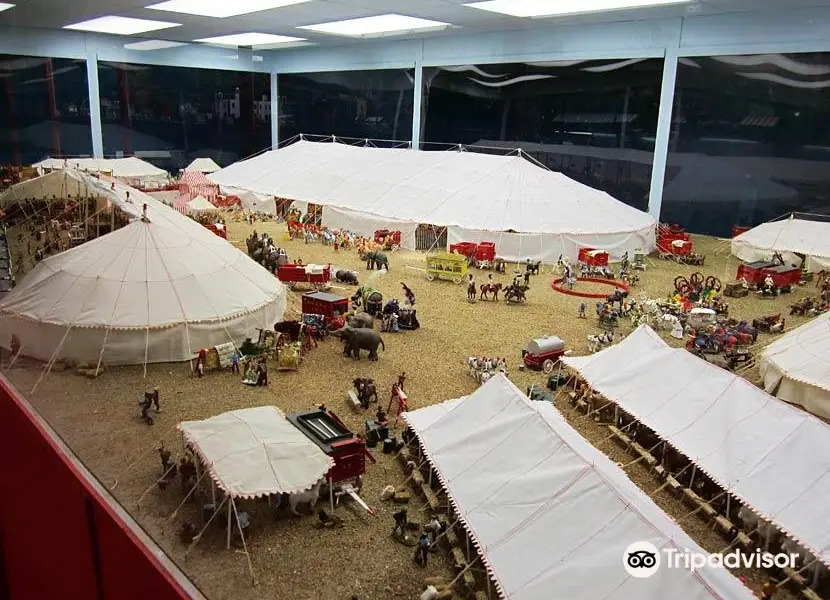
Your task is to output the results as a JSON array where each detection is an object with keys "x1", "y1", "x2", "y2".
[
  {"x1": 178, "y1": 406, "x2": 333, "y2": 498},
  {"x1": 562, "y1": 325, "x2": 830, "y2": 567},
  {"x1": 186, "y1": 195, "x2": 218, "y2": 212},
  {"x1": 210, "y1": 140, "x2": 656, "y2": 261},
  {"x1": 732, "y1": 214, "x2": 830, "y2": 271},
  {"x1": 404, "y1": 375, "x2": 754, "y2": 600},
  {"x1": 33, "y1": 156, "x2": 170, "y2": 188},
  {"x1": 0, "y1": 169, "x2": 138, "y2": 214},
  {"x1": 185, "y1": 157, "x2": 221, "y2": 174},
  {"x1": 217, "y1": 185, "x2": 275, "y2": 214},
  {"x1": 761, "y1": 311, "x2": 830, "y2": 419},
  {"x1": 0, "y1": 184, "x2": 286, "y2": 366}
]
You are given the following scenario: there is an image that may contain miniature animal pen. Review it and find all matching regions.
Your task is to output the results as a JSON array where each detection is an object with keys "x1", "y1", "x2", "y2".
[{"x1": 425, "y1": 251, "x2": 468, "y2": 284}]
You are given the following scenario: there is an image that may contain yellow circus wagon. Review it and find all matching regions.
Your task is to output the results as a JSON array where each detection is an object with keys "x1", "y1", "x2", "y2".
[{"x1": 425, "y1": 251, "x2": 469, "y2": 284}]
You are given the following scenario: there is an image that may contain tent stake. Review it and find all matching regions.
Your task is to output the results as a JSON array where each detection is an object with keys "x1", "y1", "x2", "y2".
[
  {"x1": 226, "y1": 498, "x2": 232, "y2": 549},
  {"x1": 329, "y1": 476, "x2": 335, "y2": 513}
]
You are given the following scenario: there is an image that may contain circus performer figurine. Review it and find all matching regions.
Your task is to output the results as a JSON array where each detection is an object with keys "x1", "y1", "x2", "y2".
[{"x1": 467, "y1": 274, "x2": 476, "y2": 303}]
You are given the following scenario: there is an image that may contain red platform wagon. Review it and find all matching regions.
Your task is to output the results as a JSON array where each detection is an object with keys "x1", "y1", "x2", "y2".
[
  {"x1": 277, "y1": 263, "x2": 331, "y2": 290},
  {"x1": 302, "y1": 291, "x2": 349, "y2": 326}
]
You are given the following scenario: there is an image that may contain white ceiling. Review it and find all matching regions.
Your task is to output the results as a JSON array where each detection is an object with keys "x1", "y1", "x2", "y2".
[{"x1": 3, "y1": 0, "x2": 830, "y2": 49}]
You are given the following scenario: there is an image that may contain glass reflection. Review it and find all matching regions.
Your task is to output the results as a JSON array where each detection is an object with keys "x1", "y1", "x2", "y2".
[
  {"x1": 98, "y1": 62, "x2": 270, "y2": 171},
  {"x1": 0, "y1": 55, "x2": 91, "y2": 165},
  {"x1": 662, "y1": 53, "x2": 830, "y2": 237},
  {"x1": 420, "y1": 59, "x2": 664, "y2": 211},
  {"x1": 278, "y1": 69, "x2": 415, "y2": 144}
]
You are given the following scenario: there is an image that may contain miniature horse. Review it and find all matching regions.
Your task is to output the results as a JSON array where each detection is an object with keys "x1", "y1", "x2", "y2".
[{"x1": 479, "y1": 282, "x2": 503, "y2": 301}]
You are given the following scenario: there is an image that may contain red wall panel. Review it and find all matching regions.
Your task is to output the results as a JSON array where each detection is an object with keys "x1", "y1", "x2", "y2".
[{"x1": 0, "y1": 374, "x2": 202, "y2": 600}]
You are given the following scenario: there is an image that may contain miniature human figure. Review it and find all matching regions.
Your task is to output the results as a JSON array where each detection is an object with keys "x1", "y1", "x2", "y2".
[
  {"x1": 149, "y1": 386, "x2": 160, "y2": 412},
  {"x1": 397, "y1": 372, "x2": 406, "y2": 391},
  {"x1": 578, "y1": 302, "x2": 587, "y2": 318},
  {"x1": 139, "y1": 394, "x2": 153, "y2": 425},
  {"x1": 376, "y1": 406, "x2": 388, "y2": 429},
  {"x1": 318, "y1": 403, "x2": 327, "y2": 412},
  {"x1": 179, "y1": 454, "x2": 196, "y2": 490},
  {"x1": 196, "y1": 348, "x2": 206, "y2": 378},
  {"x1": 763, "y1": 275, "x2": 776, "y2": 294},
  {"x1": 392, "y1": 508, "x2": 408, "y2": 537},
  {"x1": 415, "y1": 531, "x2": 431, "y2": 567},
  {"x1": 256, "y1": 358, "x2": 268, "y2": 387},
  {"x1": 467, "y1": 274, "x2": 476, "y2": 302},
  {"x1": 231, "y1": 350, "x2": 240, "y2": 374},
  {"x1": 401, "y1": 282, "x2": 416, "y2": 306},
  {"x1": 523, "y1": 270, "x2": 531, "y2": 286},
  {"x1": 512, "y1": 270, "x2": 523, "y2": 288}
]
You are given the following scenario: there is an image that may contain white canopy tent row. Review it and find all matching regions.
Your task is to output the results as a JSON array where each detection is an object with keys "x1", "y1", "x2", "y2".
[
  {"x1": 0, "y1": 182, "x2": 287, "y2": 369},
  {"x1": 761, "y1": 311, "x2": 830, "y2": 420},
  {"x1": 184, "y1": 157, "x2": 221, "y2": 174},
  {"x1": 403, "y1": 375, "x2": 755, "y2": 600},
  {"x1": 33, "y1": 156, "x2": 171, "y2": 189},
  {"x1": 209, "y1": 140, "x2": 656, "y2": 262},
  {"x1": 732, "y1": 213, "x2": 830, "y2": 272},
  {"x1": 561, "y1": 325, "x2": 830, "y2": 570}
]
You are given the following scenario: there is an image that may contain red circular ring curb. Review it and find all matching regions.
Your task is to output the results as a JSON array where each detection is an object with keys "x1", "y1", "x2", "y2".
[{"x1": 551, "y1": 277, "x2": 631, "y2": 299}]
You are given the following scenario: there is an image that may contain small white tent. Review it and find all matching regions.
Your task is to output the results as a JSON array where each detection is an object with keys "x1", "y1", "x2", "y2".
[
  {"x1": 732, "y1": 214, "x2": 830, "y2": 271},
  {"x1": 186, "y1": 195, "x2": 218, "y2": 213},
  {"x1": 761, "y1": 311, "x2": 830, "y2": 419},
  {"x1": 210, "y1": 140, "x2": 656, "y2": 261},
  {"x1": 33, "y1": 157, "x2": 170, "y2": 189},
  {"x1": 185, "y1": 158, "x2": 221, "y2": 174},
  {"x1": 404, "y1": 375, "x2": 755, "y2": 600},
  {"x1": 0, "y1": 197, "x2": 286, "y2": 366}
]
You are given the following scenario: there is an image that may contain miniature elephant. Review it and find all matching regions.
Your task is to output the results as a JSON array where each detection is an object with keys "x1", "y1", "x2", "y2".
[
  {"x1": 335, "y1": 269, "x2": 359, "y2": 285},
  {"x1": 347, "y1": 312, "x2": 374, "y2": 329},
  {"x1": 332, "y1": 326, "x2": 385, "y2": 361},
  {"x1": 362, "y1": 251, "x2": 389, "y2": 270}
]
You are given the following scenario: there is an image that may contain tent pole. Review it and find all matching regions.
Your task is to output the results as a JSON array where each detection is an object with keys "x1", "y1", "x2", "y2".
[
  {"x1": 725, "y1": 494, "x2": 730, "y2": 519},
  {"x1": 226, "y1": 497, "x2": 232, "y2": 549},
  {"x1": 689, "y1": 465, "x2": 697, "y2": 490},
  {"x1": 212, "y1": 481, "x2": 216, "y2": 506},
  {"x1": 487, "y1": 575, "x2": 492, "y2": 598},
  {"x1": 329, "y1": 476, "x2": 334, "y2": 512},
  {"x1": 428, "y1": 467, "x2": 432, "y2": 488}
]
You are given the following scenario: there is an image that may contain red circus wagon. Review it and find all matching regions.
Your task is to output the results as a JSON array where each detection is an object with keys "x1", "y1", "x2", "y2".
[
  {"x1": 302, "y1": 291, "x2": 350, "y2": 326},
  {"x1": 578, "y1": 248, "x2": 609, "y2": 267},
  {"x1": 374, "y1": 229, "x2": 402, "y2": 250},
  {"x1": 522, "y1": 336, "x2": 568, "y2": 373},
  {"x1": 449, "y1": 241, "x2": 497, "y2": 266},
  {"x1": 277, "y1": 263, "x2": 331, "y2": 290}
]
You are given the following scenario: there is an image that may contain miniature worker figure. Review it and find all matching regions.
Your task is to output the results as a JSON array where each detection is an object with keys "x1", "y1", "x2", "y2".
[
  {"x1": 196, "y1": 348, "x2": 206, "y2": 378},
  {"x1": 467, "y1": 274, "x2": 476, "y2": 303},
  {"x1": 392, "y1": 508, "x2": 408, "y2": 537},
  {"x1": 578, "y1": 302, "x2": 587, "y2": 319},
  {"x1": 415, "y1": 531, "x2": 431, "y2": 567},
  {"x1": 151, "y1": 386, "x2": 160, "y2": 412},
  {"x1": 376, "y1": 406, "x2": 389, "y2": 429},
  {"x1": 139, "y1": 395, "x2": 153, "y2": 425},
  {"x1": 231, "y1": 350, "x2": 241, "y2": 374},
  {"x1": 158, "y1": 444, "x2": 172, "y2": 473}
]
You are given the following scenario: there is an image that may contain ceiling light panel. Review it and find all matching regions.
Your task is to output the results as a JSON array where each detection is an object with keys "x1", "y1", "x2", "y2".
[
  {"x1": 0, "y1": 3, "x2": 15, "y2": 13},
  {"x1": 64, "y1": 15, "x2": 181, "y2": 35},
  {"x1": 464, "y1": 0, "x2": 692, "y2": 18},
  {"x1": 146, "y1": 0, "x2": 311, "y2": 19},
  {"x1": 124, "y1": 39, "x2": 188, "y2": 50},
  {"x1": 195, "y1": 32, "x2": 305, "y2": 46},
  {"x1": 298, "y1": 14, "x2": 451, "y2": 37}
]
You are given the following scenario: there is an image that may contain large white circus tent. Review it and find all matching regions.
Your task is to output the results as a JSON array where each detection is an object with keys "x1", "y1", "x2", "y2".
[
  {"x1": 0, "y1": 194, "x2": 287, "y2": 367},
  {"x1": 732, "y1": 213, "x2": 830, "y2": 271},
  {"x1": 761, "y1": 311, "x2": 830, "y2": 419},
  {"x1": 210, "y1": 140, "x2": 656, "y2": 262},
  {"x1": 33, "y1": 156, "x2": 171, "y2": 189}
]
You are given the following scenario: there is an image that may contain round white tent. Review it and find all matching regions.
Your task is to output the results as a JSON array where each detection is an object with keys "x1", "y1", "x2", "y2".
[
  {"x1": 210, "y1": 140, "x2": 656, "y2": 261},
  {"x1": 186, "y1": 195, "x2": 218, "y2": 213},
  {"x1": 33, "y1": 156, "x2": 170, "y2": 189},
  {"x1": 185, "y1": 157, "x2": 221, "y2": 174},
  {"x1": 0, "y1": 203, "x2": 286, "y2": 366},
  {"x1": 732, "y1": 214, "x2": 830, "y2": 272},
  {"x1": 760, "y1": 311, "x2": 830, "y2": 419}
]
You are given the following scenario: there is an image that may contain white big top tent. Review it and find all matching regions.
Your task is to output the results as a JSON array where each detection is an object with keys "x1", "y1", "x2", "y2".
[
  {"x1": 184, "y1": 157, "x2": 221, "y2": 174},
  {"x1": 210, "y1": 139, "x2": 656, "y2": 262},
  {"x1": 731, "y1": 213, "x2": 830, "y2": 271},
  {"x1": 0, "y1": 181, "x2": 286, "y2": 369},
  {"x1": 562, "y1": 325, "x2": 830, "y2": 570},
  {"x1": 33, "y1": 156, "x2": 171, "y2": 189},
  {"x1": 761, "y1": 311, "x2": 830, "y2": 419},
  {"x1": 404, "y1": 375, "x2": 755, "y2": 600}
]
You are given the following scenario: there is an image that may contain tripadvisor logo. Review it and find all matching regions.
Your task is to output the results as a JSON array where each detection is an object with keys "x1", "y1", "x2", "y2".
[{"x1": 624, "y1": 541, "x2": 798, "y2": 578}]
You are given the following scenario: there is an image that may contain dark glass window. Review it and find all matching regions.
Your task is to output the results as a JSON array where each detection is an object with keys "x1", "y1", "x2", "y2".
[
  {"x1": 0, "y1": 55, "x2": 91, "y2": 165},
  {"x1": 662, "y1": 53, "x2": 830, "y2": 237},
  {"x1": 98, "y1": 62, "x2": 270, "y2": 171},
  {"x1": 278, "y1": 69, "x2": 415, "y2": 145},
  {"x1": 420, "y1": 59, "x2": 664, "y2": 211}
]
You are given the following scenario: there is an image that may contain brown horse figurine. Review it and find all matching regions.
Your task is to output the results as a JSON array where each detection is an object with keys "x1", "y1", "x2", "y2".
[{"x1": 479, "y1": 282, "x2": 503, "y2": 301}]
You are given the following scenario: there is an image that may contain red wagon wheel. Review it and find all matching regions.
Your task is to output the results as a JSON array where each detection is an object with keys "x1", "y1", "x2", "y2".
[
  {"x1": 705, "y1": 276, "x2": 722, "y2": 292},
  {"x1": 674, "y1": 275, "x2": 689, "y2": 293},
  {"x1": 689, "y1": 272, "x2": 704, "y2": 286}
]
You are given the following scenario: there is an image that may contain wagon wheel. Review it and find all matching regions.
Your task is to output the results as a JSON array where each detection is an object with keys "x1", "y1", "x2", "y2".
[
  {"x1": 674, "y1": 275, "x2": 689, "y2": 293},
  {"x1": 676, "y1": 281, "x2": 691, "y2": 296},
  {"x1": 542, "y1": 359, "x2": 556, "y2": 374},
  {"x1": 705, "y1": 276, "x2": 722, "y2": 292},
  {"x1": 452, "y1": 276, "x2": 463, "y2": 284},
  {"x1": 689, "y1": 272, "x2": 704, "y2": 286},
  {"x1": 426, "y1": 273, "x2": 436, "y2": 281}
]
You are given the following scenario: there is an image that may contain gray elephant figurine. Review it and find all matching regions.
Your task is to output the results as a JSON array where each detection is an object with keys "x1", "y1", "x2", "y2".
[
  {"x1": 362, "y1": 251, "x2": 389, "y2": 271},
  {"x1": 347, "y1": 312, "x2": 374, "y2": 329},
  {"x1": 332, "y1": 326, "x2": 385, "y2": 361}
]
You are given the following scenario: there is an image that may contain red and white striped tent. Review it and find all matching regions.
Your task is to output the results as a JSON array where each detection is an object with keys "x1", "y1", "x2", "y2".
[{"x1": 179, "y1": 169, "x2": 219, "y2": 201}]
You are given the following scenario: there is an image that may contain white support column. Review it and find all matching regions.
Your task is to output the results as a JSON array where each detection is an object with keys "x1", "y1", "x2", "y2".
[
  {"x1": 411, "y1": 60, "x2": 423, "y2": 149},
  {"x1": 647, "y1": 49, "x2": 679, "y2": 220},
  {"x1": 271, "y1": 72, "x2": 279, "y2": 149},
  {"x1": 85, "y1": 45, "x2": 104, "y2": 158}
]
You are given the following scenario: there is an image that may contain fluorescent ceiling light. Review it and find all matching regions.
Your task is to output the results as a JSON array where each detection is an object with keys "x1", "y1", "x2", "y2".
[
  {"x1": 464, "y1": 0, "x2": 691, "y2": 18},
  {"x1": 64, "y1": 16, "x2": 180, "y2": 35},
  {"x1": 298, "y1": 14, "x2": 450, "y2": 37},
  {"x1": 146, "y1": 0, "x2": 310, "y2": 19},
  {"x1": 195, "y1": 32, "x2": 305, "y2": 46},
  {"x1": 0, "y1": 3, "x2": 15, "y2": 13},
  {"x1": 124, "y1": 39, "x2": 188, "y2": 50}
]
